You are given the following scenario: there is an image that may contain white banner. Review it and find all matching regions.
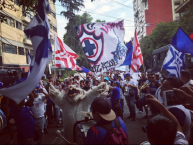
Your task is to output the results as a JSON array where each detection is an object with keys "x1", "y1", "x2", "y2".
[{"x1": 76, "y1": 20, "x2": 127, "y2": 74}]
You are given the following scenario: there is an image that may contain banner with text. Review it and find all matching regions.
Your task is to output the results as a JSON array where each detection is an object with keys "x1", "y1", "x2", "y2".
[{"x1": 76, "y1": 20, "x2": 127, "y2": 74}]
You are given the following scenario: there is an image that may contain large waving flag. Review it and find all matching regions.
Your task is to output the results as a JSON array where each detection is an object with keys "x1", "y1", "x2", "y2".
[
  {"x1": 0, "y1": 0, "x2": 52, "y2": 104},
  {"x1": 172, "y1": 27, "x2": 193, "y2": 56},
  {"x1": 161, "y1": 27, "x2": 191, "y2": 78},
  {"x1": 54, "y1": 35, "x2": 82, "y2": 70},
  {"x1": 75, "y1": 20, "x2": 128, "y2": 74},
  {"x1": 162, "y1": 45, "x2": 184, "y2": 78},
  {"x1": 130, "y1": 30, "x2": 143, "y2": 75},
  {"x1": 121, "y1": 41, "x2": 133, "y2": 66}
]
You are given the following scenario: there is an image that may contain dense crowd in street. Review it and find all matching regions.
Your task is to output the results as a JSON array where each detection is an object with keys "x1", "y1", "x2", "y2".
[{"x1": 0, "y1": 70, "x2": 193, "y2": 145}]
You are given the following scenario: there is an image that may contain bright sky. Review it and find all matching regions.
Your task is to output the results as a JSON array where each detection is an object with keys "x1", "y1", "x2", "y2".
[{"x1": 55, "y1": 0, "x2": 134, "y2": 42}]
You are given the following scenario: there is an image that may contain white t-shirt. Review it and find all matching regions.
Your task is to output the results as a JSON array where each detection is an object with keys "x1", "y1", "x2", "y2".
[
  {"x1": 31, "y1": 93, "x2": 46, "y2": 118},
  {"x1": 174, "y1": 131, "x2": 188, "y2": 145},
  {"x1": 183, "y1": 79, "x2": 193, "y2": 87},
  {"x1": 122, "y1": 80, "x2": 136, "y2": 96}
]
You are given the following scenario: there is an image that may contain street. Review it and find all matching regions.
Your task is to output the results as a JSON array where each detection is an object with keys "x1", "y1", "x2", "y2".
[
  {"x1": 0, "y1": 98, "x2": 148, "y2": 145},
  {"x1": 42, "y1": 98, "x2": 148, "y2": 144}
]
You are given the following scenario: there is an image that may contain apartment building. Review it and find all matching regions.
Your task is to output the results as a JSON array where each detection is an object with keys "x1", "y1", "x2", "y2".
[
  {"x1": 133, "y1": 0, "x2": 182, "y2": 40},
  {"x1": 0, "y1": 0, "x2": 58, "y2": 73},
  {"x1": 175, "y1": 0, "x2": 193, "y2": 18}
]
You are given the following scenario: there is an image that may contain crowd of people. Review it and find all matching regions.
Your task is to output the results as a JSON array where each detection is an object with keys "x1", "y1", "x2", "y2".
[{"x1": 0, "y1": 70, "x2": 193, "y2": 144}]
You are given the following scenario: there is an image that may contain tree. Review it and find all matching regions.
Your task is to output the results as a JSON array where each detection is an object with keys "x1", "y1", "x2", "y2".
[
  {"x1": 140, "y1": 3, "x2": 193, "y2": 68},
  {"x1": 95, "y1": 19, "x2": 105, "y2": 22},
  {"x1": 63, "y1": 13, "x2": 93, "y2": 69},
  {"x1": 178, "y1": 4, "x2": 193, "y2": 35}
]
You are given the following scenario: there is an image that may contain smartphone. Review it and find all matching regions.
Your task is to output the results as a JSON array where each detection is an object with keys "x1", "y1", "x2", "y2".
[{"x1": 163, "y1": 90, "x2": 189, "y2": 107}]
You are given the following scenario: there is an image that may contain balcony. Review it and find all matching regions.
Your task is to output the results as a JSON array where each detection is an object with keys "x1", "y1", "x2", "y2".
[
  {"x1": 22, "y1": 16, "x2": 30, "y2": 23},
  {"x1": 141, "y1": 0, "x2": 147, "y2": 2},
  {"x1": 23, "y1": 38, "x2": 32, "y2": 46},
  {"x1": 175, "y1": 0, "x2": 193, "y2": 13},
  {"x1": 48, "y1": 15, "x2": 51, "y2": 21}
]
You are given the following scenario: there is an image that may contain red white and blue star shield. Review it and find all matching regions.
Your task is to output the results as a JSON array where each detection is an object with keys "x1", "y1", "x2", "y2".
[{"x1": 76, "y1": 20, "x2": 128, "y2": 74}]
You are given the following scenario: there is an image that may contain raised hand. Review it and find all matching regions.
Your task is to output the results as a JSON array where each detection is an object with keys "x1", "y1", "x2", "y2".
[{"x1": 173, "y1": 85, "x2": 193, "y2": 111}]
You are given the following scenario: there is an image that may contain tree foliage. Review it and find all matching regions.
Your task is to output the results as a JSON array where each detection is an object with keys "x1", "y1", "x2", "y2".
[
  {"x1": 140, "y1": 3, "x2": 193, "y2": 68},
  {"x1": 63, "y1": 12, "x2": 94, "y2": 69}
]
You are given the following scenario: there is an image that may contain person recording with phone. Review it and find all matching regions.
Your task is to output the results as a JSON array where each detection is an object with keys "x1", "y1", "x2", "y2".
[
  {"x1": 173, "y1": 84, "x2": 193, "y2": 144},
  {"x1": 28, "y1": 85, "x2": 50, "y2": 145},
  {"x1": 144, "y1": 94, "x2": 188, "y2": 144},
  {"x1": 154, "y1": 77, "x2": 191, "y2": 140}
]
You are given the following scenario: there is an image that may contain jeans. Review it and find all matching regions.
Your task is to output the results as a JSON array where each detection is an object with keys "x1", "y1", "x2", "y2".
[
  {"x1": 55, "y1": 107, "x2": 61, "y2": 124},
  {"x1": 125, "y1": 95, "x2": 136, "y2": 117},
  {"x1": 46, "y1": 102, "x2": 55, "y2": 123},
  {"x1": 44, "y1": 117, "x2": 47, "y2": 129},
  {"x1": 35, "y1": 117, "x2": 44, "y2": 145}
]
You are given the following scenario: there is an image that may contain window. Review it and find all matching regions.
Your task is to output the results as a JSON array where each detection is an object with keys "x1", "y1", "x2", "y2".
[
  {"x1": 23, "y1": 24, "x2": 27, "y2": 30},
  {"x1": 2, "y1": 43, "x2": 17, "y2": 54},
  {"x1": 14, "y1": 0, "x2": 19, "y2": 6},
  {"x1": 53, "y1": 26, "x2": 57, "y2": 32},
  {"x1": 145, "y1": 0, "x2": 148, "y2": 9},
  {"x1": 16, "y1": 21, "x2": 22, "y2": 30},
  {"x1": 50, "y1": 39, "x2": 54, "y2": 45},
  {"x1": 50, "y1": 23, "x2": 53, "y2": 29},
  {"x1": 51, "y1": 11, "x2": 56, "y2": 18},
  {"x1": 18, "y1": 47, "x2": 24, "y2": 55},
  {"x1": 4, "y1": 17, "x2": 15, "y2": 27}
]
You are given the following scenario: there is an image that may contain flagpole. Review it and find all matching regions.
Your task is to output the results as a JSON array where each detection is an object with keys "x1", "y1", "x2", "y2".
[{"x1": 54, "y1": 34, "x2": 56, "y2": 75}]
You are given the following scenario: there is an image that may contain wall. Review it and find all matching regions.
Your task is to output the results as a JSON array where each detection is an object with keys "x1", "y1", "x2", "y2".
[{"x1": 145, "y1": 0, "x2": 173, "y2": 35}]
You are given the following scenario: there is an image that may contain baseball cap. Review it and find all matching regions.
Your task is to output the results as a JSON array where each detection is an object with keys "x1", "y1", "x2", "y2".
[
  {"x1": 115, "y1": 81, "x2": 120, "y2": 88},
  {"x1": 36, "y1": 85, "x2": 41, "y2": 89},
  {"x1": 91, "y1": 96, "x2": 116, "y2": 121},
  {"x1": 125, "y1": 73, "x2": 131, "y2": 77},
  {"x1": 104, "y1": 77, "x2": 109, "y2": 81}
]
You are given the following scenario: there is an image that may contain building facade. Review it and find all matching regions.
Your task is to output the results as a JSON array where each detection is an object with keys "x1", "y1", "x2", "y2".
[
  {"x1": 0, "y1": 0, "x2": 58, "y2": 73},
  {"x1": 133, "y1": 0, "x2": 182, "y2": 40},
  {"x1": 175, "y1": 0, "x2": 193, "y2": 18}
]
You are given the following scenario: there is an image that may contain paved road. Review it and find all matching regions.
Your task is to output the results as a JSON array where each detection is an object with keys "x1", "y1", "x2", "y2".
[{"x1": 43, "y1": 98, "x2": 148, "y2": 144}]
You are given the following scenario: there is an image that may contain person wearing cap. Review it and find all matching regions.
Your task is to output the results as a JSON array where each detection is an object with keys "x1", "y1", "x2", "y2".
[
  {"x1": 29, "y1": 85, "x2": 50, "y2": 145},
  {"x1": 86, "y1": 96, "x2": 128, "y2": 144},
  {"x1": 122, "y1": 73, "x2": 137, "y2": 121},
  {"x1": 109, "y1": 81, "x2": 123, "y2": 119}
]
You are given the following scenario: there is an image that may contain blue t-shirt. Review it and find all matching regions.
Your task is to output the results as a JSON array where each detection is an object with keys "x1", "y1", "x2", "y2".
[
  {"x1": 10, "y1": 102, "x2": 36, "y2": 139},
  {"x1": 110, "y1": 87, "x2": 122, "y2": 109},
  {"x1": 150, "y1": 81, "x2": 159, "y2": 96},
  {"x1": 86, "y1": 117, "x2": 128, "y2": 144}
]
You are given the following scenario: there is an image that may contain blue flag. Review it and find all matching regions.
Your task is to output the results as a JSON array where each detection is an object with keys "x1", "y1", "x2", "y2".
[
  {"x1": 81, "y1": 67, "x2": 91, "y2": 74},
  {"x1": 172, "y1": 27, "x2": 193, "y2": 56},
  {"x1": 0, "y1": 0, "x2": 52, "y2": 104},
  {"x1": 121, "y1": 41, "x2": 133, "y2": 66}
]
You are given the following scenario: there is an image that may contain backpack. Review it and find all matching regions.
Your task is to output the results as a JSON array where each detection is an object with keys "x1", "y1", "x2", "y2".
[{"x1": 96, "y1": 118, "x2": 129, "y2": 145}]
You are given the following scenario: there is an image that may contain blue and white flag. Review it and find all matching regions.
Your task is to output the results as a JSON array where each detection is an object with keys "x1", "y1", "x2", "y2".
[
  {"x1": 0, "y1": 0, "x2": 52, "y2": 104},
  {"x1": 121, "y1": 41, "x2": 133, "y2": 66},
  {"x1": 76, "y1": 20, "x2": 128, "y2": 74},
  {"x1": 162, "y1": 45, "x2": 184, "y2": 78}
]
